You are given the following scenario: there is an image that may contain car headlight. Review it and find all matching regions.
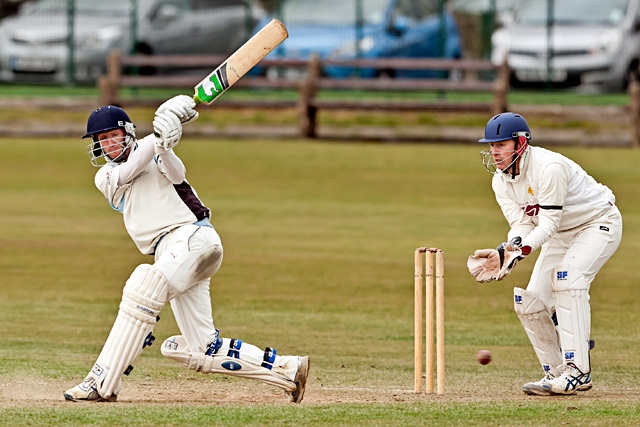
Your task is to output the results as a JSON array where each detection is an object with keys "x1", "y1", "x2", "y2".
[
  {"x1": 77, "y1": 26, "x2": 122, "y2": 52},
  {"x1": 596, "y1": 28, "x2": 623, "y2": 55},
  {"x1": 331, "y1": 36, "x2": 375, "y2": 59}
]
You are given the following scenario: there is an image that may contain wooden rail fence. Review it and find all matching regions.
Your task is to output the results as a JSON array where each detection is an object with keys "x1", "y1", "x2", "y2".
[{"x1": 99, "y1": 50, "x2": 510, "y2": 138}]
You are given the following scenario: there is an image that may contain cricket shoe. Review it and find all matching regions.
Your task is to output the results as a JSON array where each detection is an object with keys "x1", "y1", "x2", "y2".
[
  {"x1": 522, "y1": 372, "x2": 555, "y2": 396},
  {"x1": 63, "y1": 377, "x2": 117, "y2": 402},
  {"x1": 542, "y1": 363, "x2": 591, "y2": 395},
  {"x1": 285, "y1": 356, "x2": 310, "y2": 403}
]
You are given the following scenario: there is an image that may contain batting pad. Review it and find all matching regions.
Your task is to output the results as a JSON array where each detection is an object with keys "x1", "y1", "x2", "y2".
[
  {"x1": 513, "y1": 287, "x2": 562, "y2": 374},
  {"x1": 552, "y1": 265, "x2": 591, "y2": 372},
  {"x1": 162, "y1": 335, "x2": 296, "y2": 392},
  {"x1": 92, "y1": 264, "x2": 168, "y2": 398}
]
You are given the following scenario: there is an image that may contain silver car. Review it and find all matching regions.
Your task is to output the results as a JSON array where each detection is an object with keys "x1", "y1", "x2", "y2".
[
  {"x1": 0, "y1": 0, "x2": 262, "y2": 83},
  {"x1": 491, "y1": 0, "x2": 640, "y2": 91}
]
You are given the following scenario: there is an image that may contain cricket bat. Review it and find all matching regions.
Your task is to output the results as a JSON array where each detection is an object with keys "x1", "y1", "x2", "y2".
[{"x1": 192, "y1": 19, "x2": 288, "y2": 105}]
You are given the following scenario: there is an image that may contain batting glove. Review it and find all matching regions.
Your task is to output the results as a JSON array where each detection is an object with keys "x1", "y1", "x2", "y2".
[
  {"x1": 153, "y1": 111, "x2": 182, "y2": 155},
  {"x1": 156, "y1": 94, "x2": 199, "y2": 124}
]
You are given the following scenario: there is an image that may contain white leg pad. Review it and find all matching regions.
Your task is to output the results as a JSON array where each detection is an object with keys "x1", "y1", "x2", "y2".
[
  {"x1": 552, "y1": 264, "x2": 591, "y2": 372},
  {"x1": 514, "y1": 287, "x2": 562, "y2": 375},
  {"x1": 161, "y1": 335, "x2": 296, "y2": 392},
  {"x1": 90, "y1": 264, "x2": 168, "y2": 398}
]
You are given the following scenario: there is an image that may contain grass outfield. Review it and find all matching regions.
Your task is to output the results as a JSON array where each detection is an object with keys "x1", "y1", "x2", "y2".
[{"x1": 1, "y1": 136, "x2": 639, "y2": 426}]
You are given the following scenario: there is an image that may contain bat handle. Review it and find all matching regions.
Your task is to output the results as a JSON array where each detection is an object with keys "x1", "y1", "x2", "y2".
[{"x1": 192, "y1": 95, "x2": 203, "y2": 106}]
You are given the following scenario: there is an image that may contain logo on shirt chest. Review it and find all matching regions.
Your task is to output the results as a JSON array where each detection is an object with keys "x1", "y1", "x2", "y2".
[{"x1": 521, "y1": 185, "x2": 539, "y2": 216}]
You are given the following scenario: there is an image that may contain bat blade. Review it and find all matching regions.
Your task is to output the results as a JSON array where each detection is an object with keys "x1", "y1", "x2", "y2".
[{"x1": 193, "y1": 19, "x2": 288, "y2": 105}]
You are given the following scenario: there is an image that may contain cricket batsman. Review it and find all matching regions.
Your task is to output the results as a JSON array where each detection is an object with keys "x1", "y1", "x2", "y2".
[
  {"x1": 63, "y1": 96, "x2": 309, "y2": 403},
  {"x1": 466, "y1": 112, "x2": 622, "y2": 395}
]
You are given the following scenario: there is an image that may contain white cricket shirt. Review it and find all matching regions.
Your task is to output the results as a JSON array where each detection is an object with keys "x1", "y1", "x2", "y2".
[
  {"x1": 94, "y1": 135, "x2": 210, "y2": 254},
  {"x1": 492, "y1": 146, "x2": 615, "y2": 251}
]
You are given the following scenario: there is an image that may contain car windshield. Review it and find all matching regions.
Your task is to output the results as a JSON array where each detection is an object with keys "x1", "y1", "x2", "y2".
[
  {"x1": 281, "y1": 0, "x2": 389, "y2": 25},
  {"x1": 26, "y1": 0, "x2": 131, "y2": 15},
  {"x1": 516, "y1": 0, "x2": 630, "y2": 26}
]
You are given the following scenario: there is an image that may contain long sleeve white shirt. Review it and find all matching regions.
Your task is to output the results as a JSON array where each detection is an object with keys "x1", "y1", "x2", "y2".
[
  {"x1": 492, "y1": 146, "x2": 615, "y2": 251},
  {"x1": 94, "y1": 135, "x2": 210, "y2": 254}
]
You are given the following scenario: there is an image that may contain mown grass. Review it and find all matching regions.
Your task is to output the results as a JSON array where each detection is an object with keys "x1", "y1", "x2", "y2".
[
  {"x1": 1, "y1": 136, "x2": 639, "y2": 426},
  {"x1": 2, "y1": 402, "x2": 640, "y2": 426}
]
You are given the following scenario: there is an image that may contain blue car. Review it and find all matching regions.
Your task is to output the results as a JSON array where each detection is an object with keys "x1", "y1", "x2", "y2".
[{"x1": 253, "y1": 0, "x2": 463, "y2": 79}]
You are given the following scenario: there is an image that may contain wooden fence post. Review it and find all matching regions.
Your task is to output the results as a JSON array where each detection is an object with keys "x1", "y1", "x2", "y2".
[
  {"x1": 492, "y1": 58, "x2": 510, "y2": 115},
  {"x1": 98, "y1": 49, "x2": 122, "y2": 106},
  {"x1": 298, "y1": 53, "x2": 320, "y2": 138},
  {"x1": 628, "y1": 70, "x2": 640, "y2": 148}
]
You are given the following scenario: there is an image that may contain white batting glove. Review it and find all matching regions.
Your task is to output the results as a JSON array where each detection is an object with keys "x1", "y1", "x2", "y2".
[
  {"x1": 155, "y1": 95, "x2": 199, "y2": 124},
  {"x1": 153, "y1": 111, "x2": 182, "y2": 155}
]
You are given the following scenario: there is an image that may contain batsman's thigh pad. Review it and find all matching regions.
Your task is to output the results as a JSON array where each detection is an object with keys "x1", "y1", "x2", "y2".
[
  {"x1": 161, "y1": 334, "x2": 296, "y2": 392},
  {"x1": 552, "y1": 265, "x2": 591, "y2": 372},
  {"x1": 93, "y1": 264, "x2": 169, "y2": 398},
  {"x1": 514, "y1": 287, "x2": 562, "y2": 374},
  {"x1": 155, "y1": 225, "x2": 223, "y2": 297}
]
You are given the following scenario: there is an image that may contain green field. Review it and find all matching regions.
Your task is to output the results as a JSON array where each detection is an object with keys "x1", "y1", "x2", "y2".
[{"x1": 1, "y1": 136, "x2": 639, "y2": 426}]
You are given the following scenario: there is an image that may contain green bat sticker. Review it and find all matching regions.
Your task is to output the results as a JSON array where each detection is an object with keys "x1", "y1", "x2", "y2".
[{"x1": 194, "y1": 62, "x2": 230, "y2": 104}]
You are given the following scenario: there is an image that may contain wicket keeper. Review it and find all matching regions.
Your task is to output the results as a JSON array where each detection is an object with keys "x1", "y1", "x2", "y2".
[{"x1": 467, "y1": 112, "x2": 622, "y2": 395}]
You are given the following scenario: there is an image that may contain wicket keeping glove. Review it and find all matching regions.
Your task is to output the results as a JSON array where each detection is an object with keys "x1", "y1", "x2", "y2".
[
  {"x1": 493, "y1": 236, "x2": 530, "y2": 280},
  {"x1": 467, "y1": 248, "x2": 503, "y2": 283},
  {"x1": 467, "y1": 238, "x2": 525, "y2": 283}
]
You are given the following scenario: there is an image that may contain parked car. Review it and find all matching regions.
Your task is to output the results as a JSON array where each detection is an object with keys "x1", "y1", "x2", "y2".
[
  {"x1": 252, "y1": 0, "x2": 463, "y2": 79},
  {"x1": 491, "y1": 0, "x2": 640, "y2": 91},
  {"x1": 0, "y1": 0, "x2": 263, "y2": 83}
]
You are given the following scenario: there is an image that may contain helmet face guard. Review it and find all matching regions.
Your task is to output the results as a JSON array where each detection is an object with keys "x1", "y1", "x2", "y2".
[
  {"x1": 82, "y1": 106, "x2": 136, "y2": 167},
  {"x1": 478, "y1": 113, "x2": 531, "y2": 175}
]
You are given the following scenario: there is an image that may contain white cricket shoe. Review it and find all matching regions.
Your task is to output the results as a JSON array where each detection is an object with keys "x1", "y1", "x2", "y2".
[
  {"x1": 522, "y1": 372, "x2": 555, "y2": 396},
  {"x1": 542, "y1": 364, "x2": 592, "y2": 395},
  {"x1": 285, "y1": 356, "x2": 310, "y2": 403},
  {"x1": 63, "y1": 377, "x2": 117, "y2": 402}
]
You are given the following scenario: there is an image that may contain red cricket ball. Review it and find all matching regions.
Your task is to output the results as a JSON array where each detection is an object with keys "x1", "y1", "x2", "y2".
[{"x1": 476, "y1": 350, "x2": 492, "y2": 365}]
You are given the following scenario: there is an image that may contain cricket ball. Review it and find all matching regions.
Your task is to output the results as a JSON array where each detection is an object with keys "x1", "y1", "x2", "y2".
[{"x1": 476, "y1": 350, "x2": 492, "y2": 365}]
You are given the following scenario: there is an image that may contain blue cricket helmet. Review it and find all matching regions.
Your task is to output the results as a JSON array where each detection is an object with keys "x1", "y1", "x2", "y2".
[
  {"x1": 82, "y1": 105, "x2": 134, "y2": 139},
  {"x1": 479, "y1": 112, "x2": 531, "y2": 143}
]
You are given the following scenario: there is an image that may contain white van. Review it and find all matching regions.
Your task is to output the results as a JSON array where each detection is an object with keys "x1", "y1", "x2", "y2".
[{"x1": 491, "y1": 0, "x2": 640, "y2": 91}]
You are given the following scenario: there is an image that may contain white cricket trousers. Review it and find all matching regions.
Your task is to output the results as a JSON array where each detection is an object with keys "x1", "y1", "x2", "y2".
[
  {"x1": 153, "y1": 224, "x2": 223, "y2": 354},
  {"x1": 526, "y1": 205, "x2": 622, "y2": 310}
]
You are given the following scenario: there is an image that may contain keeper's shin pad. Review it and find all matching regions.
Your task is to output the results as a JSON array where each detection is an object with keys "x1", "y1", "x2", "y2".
[
  {"x1": 91, "y1": 264, "x2": 168, "y2": 398},
  {"x1": 552, "y1": 265, "x2": 591, "y2": 372},
  {"x1": 514, "y1": 287, "x2": 562, "y2": 374},
  {"x1": 161, "y1": 335, "x2": 296, "y2": 392}
]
